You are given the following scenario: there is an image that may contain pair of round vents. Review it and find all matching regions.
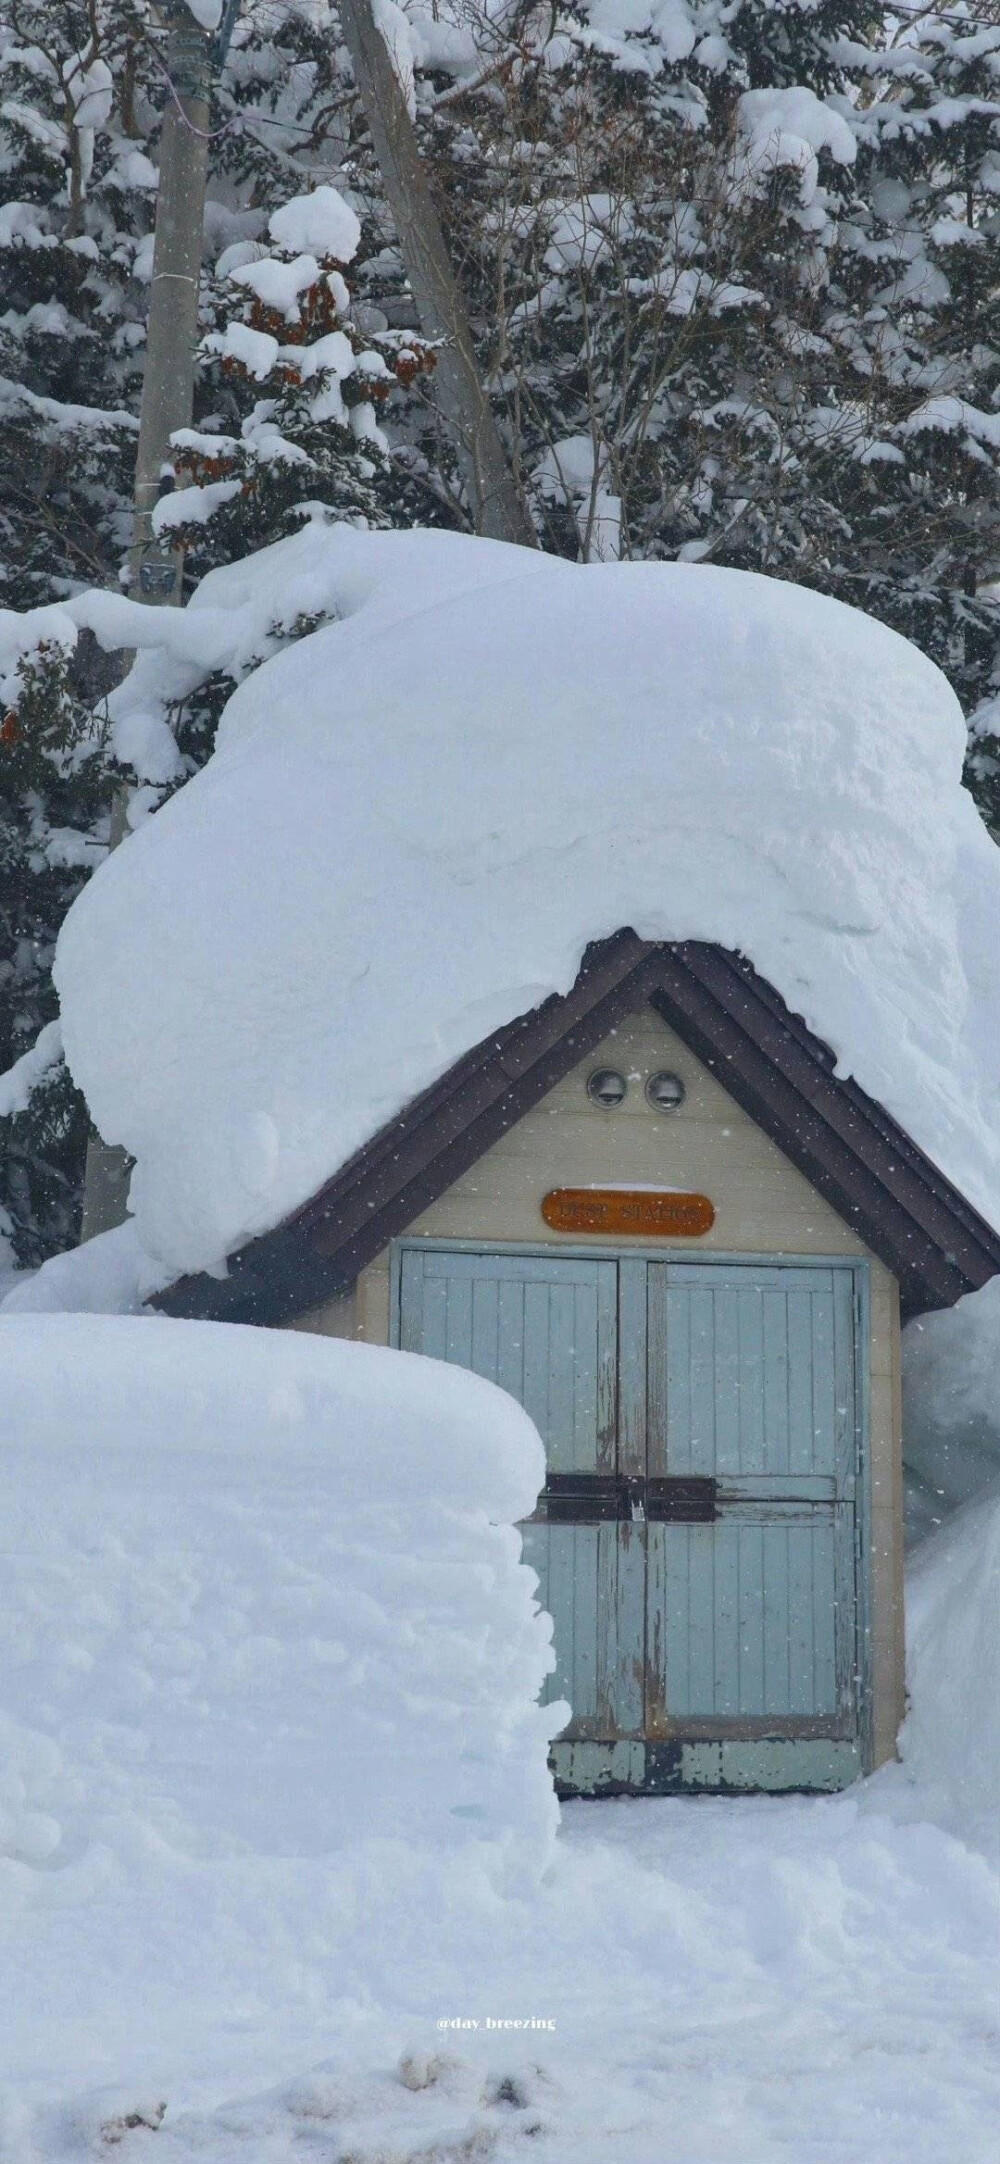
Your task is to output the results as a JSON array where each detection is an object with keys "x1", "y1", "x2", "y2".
[{"x1": 587, "y1": 1068, "x2": 686, "y2": 1111}]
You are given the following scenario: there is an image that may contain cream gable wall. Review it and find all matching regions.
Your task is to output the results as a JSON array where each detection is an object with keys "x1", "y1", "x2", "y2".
[{"x1": 289, "y1": 1003, "x2": 905, "y2": 1767}]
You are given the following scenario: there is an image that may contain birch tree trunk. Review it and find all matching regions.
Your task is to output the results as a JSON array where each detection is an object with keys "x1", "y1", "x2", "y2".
[{"x1": 337, "y1": 0, "x2": 537, "y2": 548}]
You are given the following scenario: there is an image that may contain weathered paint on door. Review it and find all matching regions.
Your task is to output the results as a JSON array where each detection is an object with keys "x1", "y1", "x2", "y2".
[
  {"x1": 398, "y1": 1248, "x2": 644, "y2": 1738},
  {"x1": 397, "y1": 1245, "x2": 864, "y2": 1794}
]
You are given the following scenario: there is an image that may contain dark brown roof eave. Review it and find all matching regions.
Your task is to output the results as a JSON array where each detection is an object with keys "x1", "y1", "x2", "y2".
[{"x1": 154, "y1": 936, "x2": 1000, "y2": 1329}]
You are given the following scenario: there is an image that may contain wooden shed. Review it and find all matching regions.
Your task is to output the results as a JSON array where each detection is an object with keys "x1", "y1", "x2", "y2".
[{"x1": 158, "y1": 934, "x2": 1000, "y2": 1798}]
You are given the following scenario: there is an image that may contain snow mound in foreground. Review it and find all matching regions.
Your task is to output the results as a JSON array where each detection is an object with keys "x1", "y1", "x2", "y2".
[
  {"x1": 0, "y1": 1337, "x2": 996, "y2": 2151},
  {"x1": 54, "y1": 524, "x2": 1000, "y2": 1277},
  {"x1": 889, "y1": 1488, "x2": 1000, "y2": 1848},
  {"x1": 0, "y1": 1315, "x2": 559, "y2": 1953}
]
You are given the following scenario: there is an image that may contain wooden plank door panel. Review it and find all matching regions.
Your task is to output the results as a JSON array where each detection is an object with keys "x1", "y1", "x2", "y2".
[
  {"x1": 521, "y1": 1516, "x2": 645, "y2": 1738},
  {"x1": 645, "y1": 1262, "x2": 859, "y2": 1738},
  {"x1": 398, "y1": 1247, "x2": 640, "y2": 1738},
  {"x1": 646, "y1": 1506, "x2": 853, "y2": 1733},
  {"x1": 647, "y1": 1263, "x2": 855, "y2": 1487},
  {"x1": 401, "y1": 1247, "x2": 617, "y2": 1473},
  {"x1": 399, "y1": 1247, "x2": 863, "y2": 1786}
]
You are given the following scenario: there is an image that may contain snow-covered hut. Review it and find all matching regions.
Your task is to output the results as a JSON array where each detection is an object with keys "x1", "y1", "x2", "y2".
[{"x1": 52, "y1": 527, "x2": 1000, "y2": 1799}]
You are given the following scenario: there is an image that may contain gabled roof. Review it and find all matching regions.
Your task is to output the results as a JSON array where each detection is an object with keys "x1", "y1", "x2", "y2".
[{"x1": 156, "y1": 935, "x2": 1000, "y2": 1328}]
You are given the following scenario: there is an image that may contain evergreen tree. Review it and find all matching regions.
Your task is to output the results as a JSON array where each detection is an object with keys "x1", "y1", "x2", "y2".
[
  {"x1": 3, "y1": 0, "x2": 1000, "y2": 1266},
  {"x1": 0, "y1": 0, "x2": 153, "y2": 612},
  {"x1": 0, "y1": 0, "x2": 153, "y2": 1259},
  {"x1": 147, "y1": 182, "x2": 437, "y2": 777},
  {"x1": 0, "y1": 641, "x2": 110, "y2": 1261},
  {"x1": 382, "y1": 0, "x2": 1000, "y2": 818},
  {"x1": 0, "y1": 3, "x2": 429, "y2": 1264},
  {"x1": 849, "y1": 10, "x2": 1000, "y2": 831},
  {"x1": 171, "y1": 183, "x2": 435, "y2": 586}
]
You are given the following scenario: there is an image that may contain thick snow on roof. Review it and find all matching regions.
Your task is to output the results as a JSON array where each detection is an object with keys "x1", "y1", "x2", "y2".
[{"x1": 55, "y1": 523, "x2": 1000, "y2": 1279}]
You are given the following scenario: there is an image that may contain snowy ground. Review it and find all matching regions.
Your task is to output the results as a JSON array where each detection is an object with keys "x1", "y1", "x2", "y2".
[
  {"x1": 9, "y1": 1788, "x2": 996, "y2": 2164},
  {"x1": 1, "y1": 1317, "x2": 997, "y2": 2164}
]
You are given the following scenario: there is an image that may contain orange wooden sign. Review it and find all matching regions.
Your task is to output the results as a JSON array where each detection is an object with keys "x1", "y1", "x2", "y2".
[{"x1": 541, "y1": 1189, "x2": 715, "y2": 1237}]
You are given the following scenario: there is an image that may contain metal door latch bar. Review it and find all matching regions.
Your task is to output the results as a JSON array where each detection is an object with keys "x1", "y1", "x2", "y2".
[
  {"x1": 535, "y1": 1474, "x2": 622, "y2": 1523},
  {"x1": 645, "y1": 1478, "x2": 717, "y2": 1523},
  {"x1": 533, "y1": 1474, "x2": 717, "y2": 1524}
]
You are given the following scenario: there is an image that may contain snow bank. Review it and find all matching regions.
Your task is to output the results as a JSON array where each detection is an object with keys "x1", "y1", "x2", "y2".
[
  {"x1": 884, "y1": 1491, "x2": 1000, "y2": 1851},
  {"x1": 51, "y1": 525, "x2": 1000, "y2": 1282},
  {"x1": 0, "y1": 1314, "x2": 560, "y2": 2094},
  {"x1": 1, "y1": 1371, "x2": 996, "y2": 2153},
  {"x1": 903, "y1": 1278, "x2": 1000, "y2": 1539}
]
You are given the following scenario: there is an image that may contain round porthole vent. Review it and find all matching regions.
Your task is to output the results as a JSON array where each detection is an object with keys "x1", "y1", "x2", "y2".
[
  {"x1": 646, "y1": 1070, "x2": 686, "y2": 1112},
  {"x1": 586, "y1": 1068, "x2": 628, "y2": 1108}
]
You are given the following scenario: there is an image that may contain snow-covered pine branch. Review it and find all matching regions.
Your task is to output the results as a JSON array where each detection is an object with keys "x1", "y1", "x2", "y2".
[{"x1": 0, "y1": 1018, "x2": 63, "y2": 1119}]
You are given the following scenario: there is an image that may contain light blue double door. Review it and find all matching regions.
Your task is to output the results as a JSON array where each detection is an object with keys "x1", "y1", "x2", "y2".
[{"x1": 397, "y1": 1245, "x2": 864, "y2": 1794}]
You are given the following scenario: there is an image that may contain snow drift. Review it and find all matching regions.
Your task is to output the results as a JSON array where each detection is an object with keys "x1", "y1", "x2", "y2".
[
  {"x1": 892, "y1": 1489, "x2": 1000, "y2": 1850},
  {"x1": 0, "y1": 1314, "x2": 561, "y2": 2096},
  {"x1": 902, "y1": 1277, "x2": 1000, "y2": 1538},
  {"x1": 53, "y1": 523, "x2": 1000, "y2": 1279}
]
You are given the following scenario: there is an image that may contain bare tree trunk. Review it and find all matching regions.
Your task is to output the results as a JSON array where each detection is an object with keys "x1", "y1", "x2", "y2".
[
  {"x1": 130, "y1": 3, "x2": 212, "y2": 597},
  {"x1": 337, "y1": 0, "x2": 536, "y2": 547}
]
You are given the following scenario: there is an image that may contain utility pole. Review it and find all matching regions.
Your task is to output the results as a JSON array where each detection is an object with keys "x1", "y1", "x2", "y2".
[
  {"x1": 80, "y1": 0, "x2": 221, "y2": 1241},
  {"x1": 337, "y1": 0, "x2": 536, "y2": 549}
]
